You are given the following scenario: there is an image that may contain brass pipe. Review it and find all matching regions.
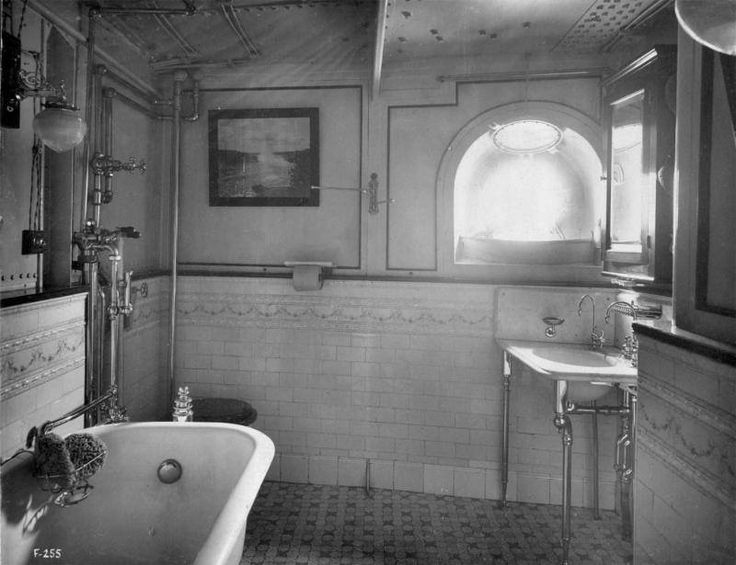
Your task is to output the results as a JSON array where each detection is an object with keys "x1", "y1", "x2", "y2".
[
  {"x1": 80, "y1": 9, "x2": 98, "y2": 229},
  {"x1": 26, "y1": 1, "x2": 159, "y2": 100},
  {"x1": 168, "y1": 71, "x2": 187, "y2": 406},
  {"x1": 36, "y1": 386, "x2": 119, "y2": 439},
  {"x1": 102, "y1": 86, "x2": 115, "y2": 203},
  {"x1": 500, "y1": 351, "x2": 512, "y2": 508},
  {"x1": 592, "y1": 402, "x2": 601, "y2": 520},
  {"x1": 553, "y1": 380, "x2": 574, "y2": 565}
]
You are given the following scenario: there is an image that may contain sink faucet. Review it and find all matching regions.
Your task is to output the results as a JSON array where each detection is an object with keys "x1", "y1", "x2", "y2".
[
  {"x1": 577, "y1": 294, "x2": 605, "y2": 349},
  {"x1": 605, "y1": 301, "x2": 639, "y2": 366},
  {"x1": 604, "y1": 301, "x2": 638, "y2": 323}
]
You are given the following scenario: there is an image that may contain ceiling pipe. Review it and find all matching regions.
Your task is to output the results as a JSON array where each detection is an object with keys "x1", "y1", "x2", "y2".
[
  {"x1": 220, "y1": 0, "x2": 261, "y2": 56},
  {"x1": 99, "y1": 5, "x2": 197, "y2": 16},
  {"x1": 372, "y1": 0, "x2": 389, "y2": 99},
  {"x1": 26, "y1": 0, "x2": 160, "y2": 100},
  {"x1": 437, "y1": 67, "x2": 610, "y2": 84},
  {"x1": 154, "y1": 13, "x2": 200, "y2": 58}
]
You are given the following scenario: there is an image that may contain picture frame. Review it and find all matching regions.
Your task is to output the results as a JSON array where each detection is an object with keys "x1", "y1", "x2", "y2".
[{"x1": 208, "y1": 107, "x2": 320, "y2": 206}]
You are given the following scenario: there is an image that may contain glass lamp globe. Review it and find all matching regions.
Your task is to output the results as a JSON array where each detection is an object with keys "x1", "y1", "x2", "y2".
[
  {"x1": 675, "y1": 0, "x2": 736, "y2": 56},
  {"x1": 32, "y1": 100, "x2": 87, "y2": 152}
]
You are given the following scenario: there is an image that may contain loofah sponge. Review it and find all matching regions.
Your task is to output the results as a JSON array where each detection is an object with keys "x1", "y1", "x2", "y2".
[
  {"x1": 34, "y1": 433, "x2": 75, "y2": 489},
  {"x1": 64, "y1": 433, "x2": 108, "y2": 480}
]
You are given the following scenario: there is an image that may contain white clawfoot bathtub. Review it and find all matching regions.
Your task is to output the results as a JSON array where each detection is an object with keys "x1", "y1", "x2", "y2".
[{"x1": 1, "y1": 422, "x2": 275, "y2": 565}]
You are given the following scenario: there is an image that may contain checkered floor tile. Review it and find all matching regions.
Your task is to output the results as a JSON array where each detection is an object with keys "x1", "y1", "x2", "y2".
[{"x1": 241, "y1": 482, "x2": 632, "y2": 564}]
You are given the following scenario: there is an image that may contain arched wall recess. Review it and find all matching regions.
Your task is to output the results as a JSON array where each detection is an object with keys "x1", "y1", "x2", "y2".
[{"x1": 436, "y1": 101, "x2": 605, "y2": 276}]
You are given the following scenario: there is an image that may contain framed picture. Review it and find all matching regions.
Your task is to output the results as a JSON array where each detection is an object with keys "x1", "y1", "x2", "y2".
[{"x1": 208, "y1": 107, "x2": 320, "y2": 206}]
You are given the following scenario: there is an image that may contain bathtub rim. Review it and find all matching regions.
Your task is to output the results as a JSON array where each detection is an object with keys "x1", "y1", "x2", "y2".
[{"x1": 90, "y1": 421, "x2": 275, "y2": 565}]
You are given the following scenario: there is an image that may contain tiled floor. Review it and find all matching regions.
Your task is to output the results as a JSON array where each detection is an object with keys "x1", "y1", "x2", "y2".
[{"x1": 241, "y1": 482, "x2": 633, "y2": 564}]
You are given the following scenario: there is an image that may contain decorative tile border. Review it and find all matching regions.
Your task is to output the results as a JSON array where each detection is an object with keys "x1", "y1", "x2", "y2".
[
  {"x1": 1, "y1": 356, "x2": 85, "y2": 400},
  {"x1": 0, "y1": 319, "x2": 84, "y2": 356},
  {"x1": 178, "y1": 291, "x2": 495, "y2": 336},
  {"x1": 638, "y1": 428, "x2": 736, "y2": 513},
  {"x1": 1, "y1": 294, "x2": 86, "y2": 400},
  {"x1": 1, "y1": 327, "x2": 85, "y2": 400},
  {"x1": 638, "y1": 371, "x2": 736, "y2": 442}
]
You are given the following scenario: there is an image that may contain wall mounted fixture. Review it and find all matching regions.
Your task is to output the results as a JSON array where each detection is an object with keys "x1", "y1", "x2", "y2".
[
  {"x1": 675, "y1": 0, "x2": 736, "y2": 56},
  {"x1": 311, "y1": 173, "x2": 394, "y2": 215},
  {"x1": 0, "y1": 31, "x2": 86, "y2": 151},
  {"x1": 542, "y1": 316, "x2": 565, "y2": 338},
  {"x1": 31, "y1": 96, "x2": 87, "y2": 152}
]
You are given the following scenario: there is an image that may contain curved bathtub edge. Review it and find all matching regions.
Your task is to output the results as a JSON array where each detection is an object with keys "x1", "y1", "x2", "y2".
[{"x1": 193, "y1": 425, "x2": 276, "y2": 565}]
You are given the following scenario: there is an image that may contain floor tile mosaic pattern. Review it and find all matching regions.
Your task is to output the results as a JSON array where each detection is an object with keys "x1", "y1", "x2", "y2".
[{"x1": 241, "y1": 482, "x2": 632, "y2": 564}]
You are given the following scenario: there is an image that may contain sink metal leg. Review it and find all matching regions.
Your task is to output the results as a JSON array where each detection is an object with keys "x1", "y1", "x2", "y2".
[
  {"x1": 554, "y1": 381, "x2": 573, "y2": 565},
  {"x1": 619, "y1": 390, "x2": 636, "y2": 541},
  {"x1": 592, "y1": 401, "x2": 600, "y2": 520},
  {"x1": 500, "y1": 351, "x2": 512, "y2": 508}
]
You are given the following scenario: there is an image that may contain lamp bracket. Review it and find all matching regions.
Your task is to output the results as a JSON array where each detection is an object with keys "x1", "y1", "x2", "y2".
[{"x1": 15, "y1": 69, "x2": 67, "y2": 102}]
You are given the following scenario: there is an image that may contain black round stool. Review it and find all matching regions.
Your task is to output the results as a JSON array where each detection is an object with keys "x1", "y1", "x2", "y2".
[{"x1": 192, "y1": 398, "x2": 257, "y2": 426}]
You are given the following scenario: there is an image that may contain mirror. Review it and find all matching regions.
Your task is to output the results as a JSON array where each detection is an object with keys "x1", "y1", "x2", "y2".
[
  {"x1": 609, "y1": 90, "x2": 646, "y2": 260},
  {"x1": 602, "y1": 46, "x2": 676, "y2": 289}
]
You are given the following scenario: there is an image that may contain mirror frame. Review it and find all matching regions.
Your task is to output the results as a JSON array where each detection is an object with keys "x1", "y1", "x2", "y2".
[{"x1": 601, "y1": 45, "x2": 677, "y2": 290}]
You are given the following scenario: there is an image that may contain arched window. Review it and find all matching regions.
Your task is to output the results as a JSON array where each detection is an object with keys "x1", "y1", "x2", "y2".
[{"x1": 439, "y1": 102, "x2": 604, "y2": 267}]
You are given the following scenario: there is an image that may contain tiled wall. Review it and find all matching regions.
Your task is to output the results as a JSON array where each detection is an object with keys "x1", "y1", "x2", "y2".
[
  {"x1": 0, "y1": 293, "x2": 87, "y2": 460},
  {"x1": 634, "y1": 335, "x2": 736, "y2": 563},
  {"x1": 121, "y1": 275, "x2": 169, "y2": 421},
  {"x1": 176, "y1": 276, "x2": 621, "y2": 509}
]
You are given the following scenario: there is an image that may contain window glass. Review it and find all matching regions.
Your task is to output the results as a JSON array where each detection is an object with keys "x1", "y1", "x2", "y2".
[{"x1": 454, "y1": 122, "x2": 601, "y2": 264}]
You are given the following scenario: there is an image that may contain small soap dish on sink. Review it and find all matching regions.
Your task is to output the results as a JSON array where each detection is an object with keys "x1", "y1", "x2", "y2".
[{"x1": 542, "y1": 317, "x2": 565, "y2": 338}]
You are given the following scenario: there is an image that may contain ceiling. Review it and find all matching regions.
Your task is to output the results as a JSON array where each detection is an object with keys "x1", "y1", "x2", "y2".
[{"x1": 31, "y1": 0, "x2": 676, "y2": 80}]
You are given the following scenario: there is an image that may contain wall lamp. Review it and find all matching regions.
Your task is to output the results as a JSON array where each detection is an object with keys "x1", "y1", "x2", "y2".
[{"x1": 1, "y1": 32, "x2": 87, "y2": 152}]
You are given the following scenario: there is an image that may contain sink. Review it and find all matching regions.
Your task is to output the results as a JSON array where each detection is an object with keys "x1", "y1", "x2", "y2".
[
  {"x1": 529, "y1": 346, "x2": 623, "y2": 369},
  {"x1": 497, "y1": 339, "x2": 637, "y2": 402}
]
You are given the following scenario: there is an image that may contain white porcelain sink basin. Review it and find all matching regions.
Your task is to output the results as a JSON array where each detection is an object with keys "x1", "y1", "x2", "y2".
[
  {"x1": 528, "y1": 346, "x2": 623, "y2": 369},
  {"x1": 497, "y1": 339, "x2": 637, "y2": 402}
]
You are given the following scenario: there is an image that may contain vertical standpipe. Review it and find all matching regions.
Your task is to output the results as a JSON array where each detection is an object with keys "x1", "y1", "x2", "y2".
[{"x1": 167, "y1": 71, "x2": 186, "y2": 405}]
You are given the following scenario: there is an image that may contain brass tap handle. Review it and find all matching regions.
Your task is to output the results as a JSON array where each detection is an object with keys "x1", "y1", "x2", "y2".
[{"x1": 120, "y1": 271, "x2": 134, "y2": 316}]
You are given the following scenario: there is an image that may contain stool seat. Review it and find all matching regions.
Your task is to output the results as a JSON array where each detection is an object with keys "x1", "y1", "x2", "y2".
[{"x1": 192, "y1": 398, "x2": 257, "y2": 426}]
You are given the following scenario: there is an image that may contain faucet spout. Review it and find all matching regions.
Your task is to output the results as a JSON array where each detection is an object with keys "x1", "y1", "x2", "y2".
[
  {"x1": 577, "y1": 294, "x2": 604, "y2": 349},
  {"x1": 577, "y1": 294, "x2": 595, "y2": 317},
  {"x1": 605, "y1": 301, "x2": 638, "y2": 323}
]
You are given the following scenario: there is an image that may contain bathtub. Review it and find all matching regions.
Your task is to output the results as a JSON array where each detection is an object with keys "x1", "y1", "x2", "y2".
[{"x1": 1, "y1": 422, "x2": 275, "y2": 565}]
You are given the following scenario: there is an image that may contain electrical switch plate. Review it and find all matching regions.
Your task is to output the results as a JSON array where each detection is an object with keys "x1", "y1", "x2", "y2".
[{"x1": 21, "y1": 230, "x2": 49, "y2": 254}]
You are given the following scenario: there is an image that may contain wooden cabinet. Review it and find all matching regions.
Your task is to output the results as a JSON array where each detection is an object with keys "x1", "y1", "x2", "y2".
[
  {"x1": 602, "y1": 46, "x2": 677, "y2": 290},
  {"x1": 674, "y1": 32, "x2": 736, "y2": 345}
]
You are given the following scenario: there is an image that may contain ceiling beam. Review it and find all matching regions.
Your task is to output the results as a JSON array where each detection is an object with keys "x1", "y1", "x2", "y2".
[{"x1": 372, "y1": 0, "x2": 389, "y2": 99}]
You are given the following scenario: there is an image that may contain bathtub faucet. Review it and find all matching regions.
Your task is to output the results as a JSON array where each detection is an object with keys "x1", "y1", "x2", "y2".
[{"x1": 74, "y1": 221, "x2": 140, "y2": 319}]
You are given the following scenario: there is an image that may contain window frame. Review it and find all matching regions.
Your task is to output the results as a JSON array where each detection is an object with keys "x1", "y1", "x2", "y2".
[{"x1": 436, "y1": 101, "x2": 606, "y2": 282}]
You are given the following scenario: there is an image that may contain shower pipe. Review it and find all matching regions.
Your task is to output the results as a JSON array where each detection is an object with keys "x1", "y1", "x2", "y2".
[
  {"x1": 168, "y1": 71, "x2": 185, "y2": 407},
  {"x1": 167, "y1": 71, "x2": 201, "y2": 405},
  {"x1": 81, "y1": 11, "x2": 98, "y2": 424},
  {"x1": 102, "y1": 85, "x2": 114, "y2": 204},
  {"x1": 27, "y1": 3, "x2": 187, "y2": 424}
]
